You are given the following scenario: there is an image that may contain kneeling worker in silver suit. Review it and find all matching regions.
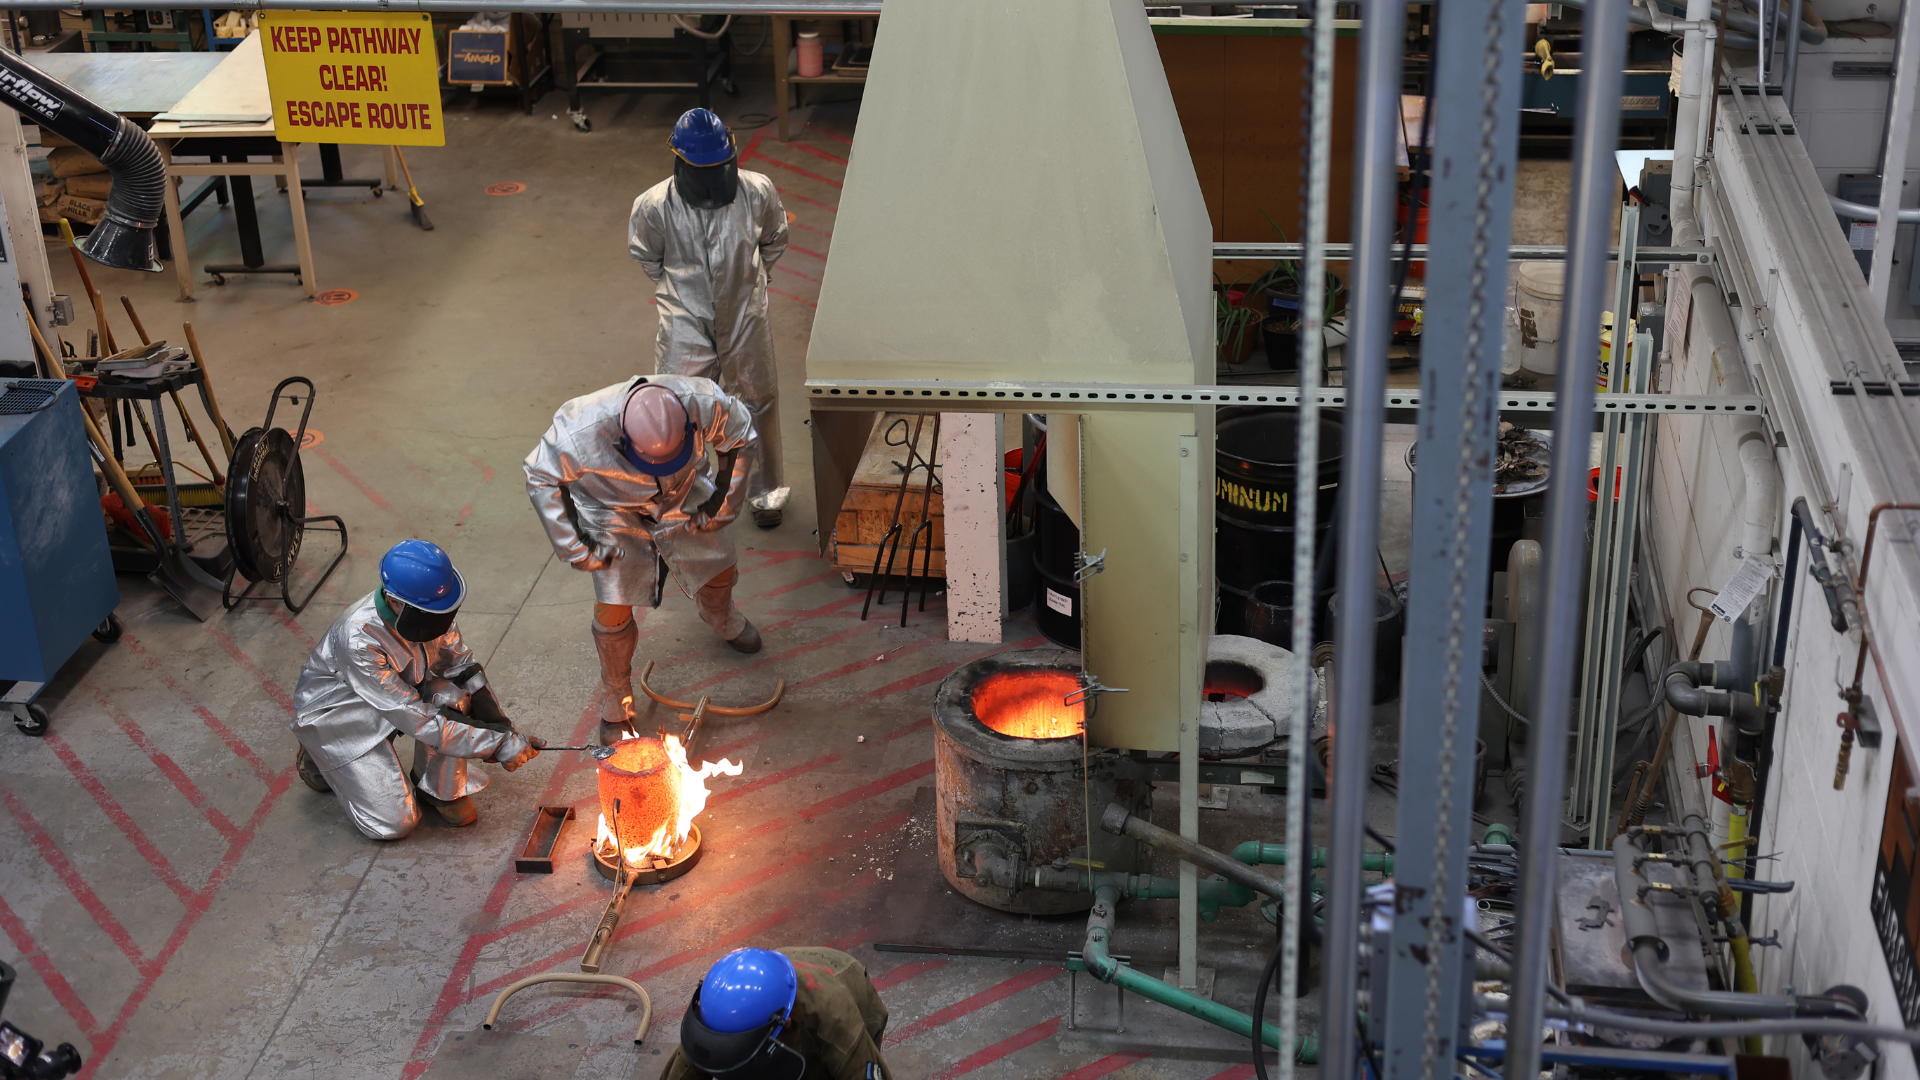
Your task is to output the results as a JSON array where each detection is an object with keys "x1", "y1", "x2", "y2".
[
  {"x1": 291, "y1": 540, "x2": 542, "y2": 840},
  {"x1": 524, "y1": 374, "x2": 761, "y2": 745}
]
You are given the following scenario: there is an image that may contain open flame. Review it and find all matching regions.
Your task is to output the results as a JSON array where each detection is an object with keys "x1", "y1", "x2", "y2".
[
  {"x1": 971, "y1": 670, "x2": 1085, "y2": 739},
  {"x1": 595, "y1": 733, "x2": 742, "y2": 866}
]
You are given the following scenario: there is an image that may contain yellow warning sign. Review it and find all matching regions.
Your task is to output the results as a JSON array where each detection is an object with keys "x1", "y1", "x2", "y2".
[{"x1": 260, "y1": 11, "x2": 444, "y2": 147}]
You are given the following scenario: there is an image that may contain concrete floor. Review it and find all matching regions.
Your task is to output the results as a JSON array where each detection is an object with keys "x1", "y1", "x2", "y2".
[{"x1": 0, "y1": 87, "x2": 1352, "y2": 1080}]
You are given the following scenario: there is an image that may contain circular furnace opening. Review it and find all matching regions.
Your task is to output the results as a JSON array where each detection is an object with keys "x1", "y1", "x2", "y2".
[
  {"x1": 1205, "y1": 660, "x2": 1265, "y2": 702},
  {"x1": 969, "y1": 669, "x2": 1085, "y2": 739}
]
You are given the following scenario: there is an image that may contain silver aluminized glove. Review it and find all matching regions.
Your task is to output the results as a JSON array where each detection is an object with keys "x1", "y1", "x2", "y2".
[
  {"x1": 493, "y1": 732, "x2": 543, "y2": 772},
  {"x1": 420, "y1": 677, "x2": 472, "y2": 714}
]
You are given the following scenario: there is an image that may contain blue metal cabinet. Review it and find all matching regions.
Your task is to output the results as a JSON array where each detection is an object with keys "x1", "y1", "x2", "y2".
[{"x1": 0, "y1": 379, "x2": 118, "y2": 682}]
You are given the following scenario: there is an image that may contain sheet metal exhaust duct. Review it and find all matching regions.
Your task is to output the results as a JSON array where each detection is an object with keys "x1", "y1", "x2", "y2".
[
  {"x1": 0, "y1": 47, "x2": 165, "y2": 273},
  {"x1": 804, "y1": 0, "x2": 1214, "y2": 752}
]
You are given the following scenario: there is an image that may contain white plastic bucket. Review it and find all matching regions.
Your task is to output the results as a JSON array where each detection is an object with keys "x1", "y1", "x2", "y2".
[{"x1": 1514, "y1": 262, "x2": 1565, "y2": 375}]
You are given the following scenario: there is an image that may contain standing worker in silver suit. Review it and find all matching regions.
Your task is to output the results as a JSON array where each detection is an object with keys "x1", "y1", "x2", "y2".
[
  {"x1": 524, "y1": 374, "x2": 762, "y2": 745},
  {"x1": 292, "y1": 540, "x2": 542, "y2": 841},
  {"x1": 630, "y1": 107, "x2": 791, "y2": 529}
]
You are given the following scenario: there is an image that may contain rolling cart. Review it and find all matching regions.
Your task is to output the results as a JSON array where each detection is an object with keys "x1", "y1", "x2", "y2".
[{"x1": 0, "y1": 379, "x2": 121, "y2": 736}]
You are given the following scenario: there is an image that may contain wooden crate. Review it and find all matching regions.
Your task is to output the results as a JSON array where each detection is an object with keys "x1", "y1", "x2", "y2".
[{"x1": 830, "y1": 413, "x2": 944, "y2": 577}]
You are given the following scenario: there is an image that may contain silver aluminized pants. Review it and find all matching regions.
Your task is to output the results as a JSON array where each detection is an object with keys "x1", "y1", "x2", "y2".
[{"x1": 319, "y1": 737, "x2": 485, "y2": 841}]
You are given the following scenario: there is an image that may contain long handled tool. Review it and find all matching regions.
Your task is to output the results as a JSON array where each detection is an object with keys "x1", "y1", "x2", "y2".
[
  {"x1": 637, "y1": 662, "x2": 783, "y2": 755},
  {"x1": 120, "y1": 295, "x2": 224, "y2": 488},
  {"x1": 393, "y1": 148, "x2": 433, "y2": 231},
  {"x1": 181, "y1": 323, "x2": 236, "y2": 458},
  {"x1": 78, "y1": 403, "x2": 225, "y2": 619}
]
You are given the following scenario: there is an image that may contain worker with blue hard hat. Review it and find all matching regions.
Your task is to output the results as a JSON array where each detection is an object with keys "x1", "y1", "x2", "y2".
[
  {"x1": 663, "y1": 947, "x2": 893, "y2": 1080},
  {"x1": 290, "y1": 540, "x2": 542, "y2": 840},
  {"x1": 630, "y1": 107, "x2": 792, "y2": 529}
]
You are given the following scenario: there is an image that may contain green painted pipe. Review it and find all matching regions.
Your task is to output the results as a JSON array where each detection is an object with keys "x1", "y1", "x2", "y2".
[
  {"x1": 1232, "y1": 842, "x2": 1393, "y2": 874},
  {"x1": 1481, "y1": 822, "x2": 1516, "y2": 846},
  {"x1": 1032, "y1": 866, "x2": 1255, "y2": 920},
  {"x1": 1079, "y1": 885, "x2": 1318, "y2": 1062}
]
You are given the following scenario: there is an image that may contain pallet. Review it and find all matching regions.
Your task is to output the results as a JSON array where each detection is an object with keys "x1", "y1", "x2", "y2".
[{"x1": 830, "y1": 412, "x2": 944, "y2": 577}]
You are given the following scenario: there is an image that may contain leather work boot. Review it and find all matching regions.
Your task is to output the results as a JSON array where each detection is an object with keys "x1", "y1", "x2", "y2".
[
  {"x1": 593, "y1": 614, "x2": 639, "y2": 745},
  {"x1": 420, "y1": 790, "x2": 478, "y2": 827},
  {"x1": 295, "y1": 745, "x2": 331, "y2": 793},
  {"x1": 696, "y1": 565, "x2": 761, "y2": 653}
]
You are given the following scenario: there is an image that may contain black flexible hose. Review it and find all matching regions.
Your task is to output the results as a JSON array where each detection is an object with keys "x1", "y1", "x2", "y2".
[
  {"x1": 0, "y1": 46, "x2": 163, "y2": 271},
  {"x1": 1252, "y1": 928, "x2": 1286, "y2": 1080}
]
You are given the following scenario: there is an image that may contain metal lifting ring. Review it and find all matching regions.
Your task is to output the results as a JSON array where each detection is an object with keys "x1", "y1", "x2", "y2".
[{"x1": 636, "y1": 661, "x2": 785, "y2": 716}]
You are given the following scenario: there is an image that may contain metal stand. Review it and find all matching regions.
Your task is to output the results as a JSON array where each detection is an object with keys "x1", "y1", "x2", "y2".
[
  {"x1": 300, "y1": 144, "x2": 383, "y2": 196},
  {"x1": 222, "y1": 377, "x2": 347, "y2": 614},
  {"x1": 202, "y1": 149, "x2": 302, "y2": 285}
]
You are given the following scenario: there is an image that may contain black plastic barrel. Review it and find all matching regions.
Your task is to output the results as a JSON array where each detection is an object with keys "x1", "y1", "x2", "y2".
[
  {"x1": 1215, "y1": 410, "x2": 1342, "y2": 640},
  {"x1": 1032, "y1": 490, "x2": 1080, "y2": 649},
  {"x1": 1328, "y1": 588, "x2": 1406, "y2": 703}
]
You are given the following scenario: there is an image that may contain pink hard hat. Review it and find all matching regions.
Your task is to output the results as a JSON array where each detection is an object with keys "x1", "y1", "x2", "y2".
[{"x1": 621, "y1": 383, "x2": 693, "y2": 474}]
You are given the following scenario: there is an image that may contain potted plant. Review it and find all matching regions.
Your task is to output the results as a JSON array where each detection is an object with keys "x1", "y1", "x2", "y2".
[
  {"x1": 1216, "y1": 274, "x2": 1261, "y2": 367},
  {"x1": 1244, "y1": 211, "x2": 1348, "y2": 373}
]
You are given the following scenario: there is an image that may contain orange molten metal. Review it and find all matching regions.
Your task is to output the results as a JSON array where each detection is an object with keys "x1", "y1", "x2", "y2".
[
  {"x1": 971, "y1": 670, "x2": 1085, "y2": 739},
  {"x1": 596, "y1": 734, "x2": 742, "y2": 865}
]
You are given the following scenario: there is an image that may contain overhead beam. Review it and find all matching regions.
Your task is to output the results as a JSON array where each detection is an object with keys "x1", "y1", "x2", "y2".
[{"x1": 807, "y1": 380, "x2": 1765, "y2": 415}]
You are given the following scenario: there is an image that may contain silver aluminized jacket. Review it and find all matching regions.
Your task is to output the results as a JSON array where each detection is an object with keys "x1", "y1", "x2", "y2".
[
  {"x1": 292, "y1": 592, "x2": 518, "y2": 798},
  {"x1": 628, "y1": 170, "x2": 788, "y2": 508},
  {"x1": 524, "y1": 374, "x2": 754, "y2": 604}
]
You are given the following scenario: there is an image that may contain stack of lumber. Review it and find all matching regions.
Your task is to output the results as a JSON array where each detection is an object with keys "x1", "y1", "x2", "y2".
[{"x1": 830, "y1": 412, "x2": 945, "y2": 578}]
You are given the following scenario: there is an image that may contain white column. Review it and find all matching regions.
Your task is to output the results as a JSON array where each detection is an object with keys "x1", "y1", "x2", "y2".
[
  {"x1": 1872, "y1": 0, "x2": 1920, "y2": 310},
  {"x1": 939, "y1": 413, "x2": 1005, "y2": 643},
  {"x1": 0, "y1": 109, "x2": 58, "y2": 367}
]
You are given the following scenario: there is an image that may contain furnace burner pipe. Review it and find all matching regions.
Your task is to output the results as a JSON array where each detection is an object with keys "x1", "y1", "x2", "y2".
[
  {"x1": 1612, "y1": 833, "x2": 1804, "y2": 1018},
  {"x1": 1077, "y1": 884, "x2": 1319, "y2": 1060},
  {"x1": 1506, "y1": 3, "x2": 1629, "y2": 1074},
  {"x1": 1100, "y1": 804, "x2": 1287, "y2": 901}
]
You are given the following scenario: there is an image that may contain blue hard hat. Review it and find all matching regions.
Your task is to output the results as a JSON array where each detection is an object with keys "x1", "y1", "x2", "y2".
[
  {"x1": 379, "y1": 539, "x2": 465, "y2": 613},
  {"x1": 697, "y1": 949, "x2": 797, "y2": 1035},
  {"x1": 670, "y1": 109, "x2": 736, "y2": 167}
]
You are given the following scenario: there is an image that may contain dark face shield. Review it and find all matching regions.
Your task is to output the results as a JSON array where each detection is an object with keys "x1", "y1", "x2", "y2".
[
  {"x1": 680, "y1": 1001, "x2": 806, "y2": 1080},
  {"x1": 674, "y1": 158, "x2": 740, "y2": 209},
  {"x1": 380, "y1": 590, "x2": 459, "y2": 643}
]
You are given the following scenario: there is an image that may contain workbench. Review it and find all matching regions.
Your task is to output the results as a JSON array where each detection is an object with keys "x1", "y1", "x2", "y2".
[{"x1": 145, "y1": 33, "x2": 320, "y2": 299}]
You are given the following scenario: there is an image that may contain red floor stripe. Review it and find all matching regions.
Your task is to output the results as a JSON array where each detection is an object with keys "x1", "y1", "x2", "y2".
[
  {"x1": 786, "y1": 140, "x2": 849, "y2": 166},
  {"x1": 1205, "y1": 1066, "x2": 1257, "y2": 1080},
  {"x1": 205, "y1": 628, "x2": 298, "y2": 716},
  {"x1": 884, "y1": 717, "x2": 930, "y2": 742},
  {"x1": 850, "y1": 635, "x2": 1047, "y2": 705},
  {"x1": 72, "y1": 770, "x2": 296, "y2": 1080},
  {"x1": 668, "y1": 620, "x2": 884, "y2": 697},
  {"x1": 468, "y1": 807, "x2": 915, "y2": 1007},
  {"x1": 812, "y1": 126, "x2": 855, "y2": 147},
  {"x1": 42, "y1": 735, "x2": 198, "y2": 907},
  {"x1": 886, "y1": 964, "x2": 1061, "y2": 1045},
  {"x1": 308, "y1": 443, "x2": 394, "y2": 512},
  {"x1": 514, "y1": 870, "x2": 889, "y2": 1035},
  {"x1": 400, "y1": 701, "x2": 607, "y2": 1080},
  {"x1": 788, "y1": 635, "x2": 944, "y2": 693},
  {"x1": 706, "y1": 752, "x2": 840, "y2": 809},
  {"x1": 737, "y1": 758, "x2": 930, "y2": 844},
  {"x1": 747, "y1": 568, "x2": 840, "y2": 600},
  {"x1": 925, "y1": 1015, "x2": 1062, "y2": 1080},
  {"x1": 741, "y1": 549, "x2": 829, "y2": 572},
  {"x1": 755, "y1": 153, "x2": 844, "y2": 189},
  {"x1": 1059, "y1": 1052, "x2": 1151, "y2": 1080},
  {"x1": 95, "y1": 691, "x2": 240, "y2": 841},
  {"x1": 0, "y1": 786, "x2": 144, "y2": 972},
  {"x1": 787, "y1": 242, "x2": 829, "y2": 261},
  {"x1": 0, "y1": 891, "x2": 101, "y2": 1040},
  {"x1": 775, "y1": 261, "x2": 821, "y2": 283},
  {"x1": 769, "y1": 184, "x2": 839, "y2": 213},
  {"x1": 871, "y1": 956, "x2": 950, "y2": 992},
  {"x1": 823, "y1": 922, "x2": 878, "y2": 953},
  {"x1": 123, "y1": 636, "x2": 277, "y2": 784},
  {"x1": 769, "y1": 286, "x2": 817, "y2": 309},
  {"x1": 736, "y1": 130, "x2": 766, "y2": 165},
  {"x1": 790, "y1": 217, "x2": 832, "y2": 237}
]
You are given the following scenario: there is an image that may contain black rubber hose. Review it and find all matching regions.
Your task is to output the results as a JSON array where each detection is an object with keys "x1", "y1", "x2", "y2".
[
  {"x1": 1252, "y1": 927, "x2": 1286, "y2": 1080},
  {"x1": 0, "y1": 46, "x2": 164, "y2": 271}
]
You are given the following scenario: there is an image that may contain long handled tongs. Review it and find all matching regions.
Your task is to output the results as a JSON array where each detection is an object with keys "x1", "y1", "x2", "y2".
[
  {"x1": 860, "y1": 415, "x2": 942, "y2": 625},
  {"x1": 637, "y1": 661, "x2": 785, "y2": 755}
]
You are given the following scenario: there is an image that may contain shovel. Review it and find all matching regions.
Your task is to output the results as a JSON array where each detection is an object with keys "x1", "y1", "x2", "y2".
[{"x1": 79, "y1": 403, "x2": 226, "y2": 620}]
